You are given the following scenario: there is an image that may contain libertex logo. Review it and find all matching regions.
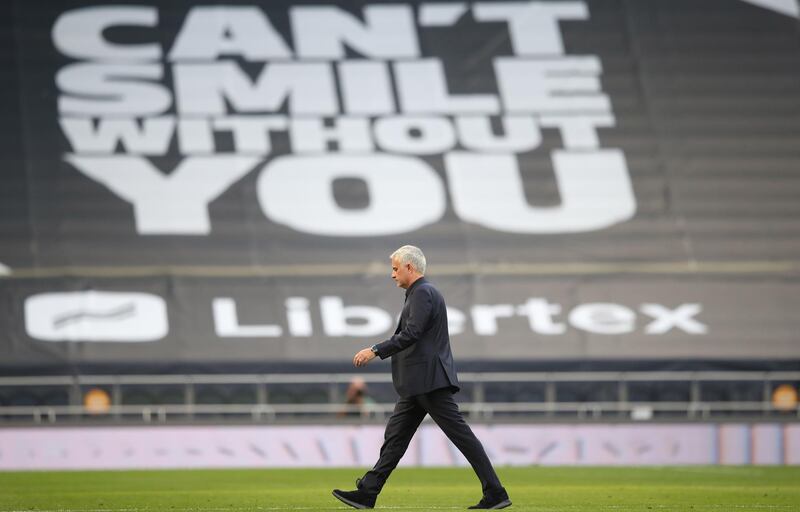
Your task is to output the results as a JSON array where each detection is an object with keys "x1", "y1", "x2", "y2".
[
  {"x1": 53, "y1": 1, "x2": 636, "y2": 237},
  {"x1": 25, "y1": 291, "x2": 168, "y2": 342},
  {"x1": 23, "y1": 291, "x2": 706, "y2": 342}
]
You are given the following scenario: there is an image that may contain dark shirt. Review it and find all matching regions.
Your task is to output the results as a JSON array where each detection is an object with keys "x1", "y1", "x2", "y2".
[{"x1": 374, "y1": 277, "x2": 461, "y2": 398}]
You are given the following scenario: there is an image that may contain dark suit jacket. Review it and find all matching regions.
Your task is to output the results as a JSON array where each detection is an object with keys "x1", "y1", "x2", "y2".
[{"x1": 373, "y1": 277, "x2": 460, "y2": 398}]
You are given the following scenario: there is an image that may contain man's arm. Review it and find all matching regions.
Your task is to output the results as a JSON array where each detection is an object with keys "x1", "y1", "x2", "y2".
[
  {"x1": 352, "y1": 286, "x2": 434, "y2": 367},
  {"x1": 375, "y1": 287, "x2": 434, "y2": 358}
]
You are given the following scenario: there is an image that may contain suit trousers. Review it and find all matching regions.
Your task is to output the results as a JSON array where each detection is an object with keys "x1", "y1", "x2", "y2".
[{"x1": 357, "y1": 387, "x2": 503, "y2": 496}]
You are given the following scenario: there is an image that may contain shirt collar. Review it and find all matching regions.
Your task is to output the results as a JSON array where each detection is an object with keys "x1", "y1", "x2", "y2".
[{"x1": 405, "y1": 276, "x2": 426, "y2": 298}]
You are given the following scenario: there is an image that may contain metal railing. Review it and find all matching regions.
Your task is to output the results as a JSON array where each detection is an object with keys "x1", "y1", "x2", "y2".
[{"x1": 1, "y1": 371, "x2": 798, "y2": 424}]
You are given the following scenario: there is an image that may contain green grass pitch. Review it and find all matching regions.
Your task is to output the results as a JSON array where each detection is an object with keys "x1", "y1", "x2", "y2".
[{"x1": 1, "y1": 466, "x2": 799, "y2": 511}]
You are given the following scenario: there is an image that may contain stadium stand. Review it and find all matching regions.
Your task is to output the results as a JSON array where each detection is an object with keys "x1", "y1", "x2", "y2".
[{"x1": 0, "y1": 0, "x2": 798, "y2": 470}]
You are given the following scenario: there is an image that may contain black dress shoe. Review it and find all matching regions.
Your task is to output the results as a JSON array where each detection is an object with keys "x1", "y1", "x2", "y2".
[
  {"x1": 331, "y1": 488, "x2": 376, "y2": 509},
  {"x1": 468, "y1": 492, "x2": 512, "y2": 509}
]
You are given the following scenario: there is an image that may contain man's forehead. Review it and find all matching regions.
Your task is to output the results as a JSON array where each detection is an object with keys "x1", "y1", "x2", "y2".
[{"x1": 391, "y1": 257, "x2": 405, "y2": 267}]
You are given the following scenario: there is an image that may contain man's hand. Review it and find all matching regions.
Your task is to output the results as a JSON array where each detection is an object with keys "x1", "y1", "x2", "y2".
[{"x1": 353, "y1": 347, "x2": 377, "y2": 368}]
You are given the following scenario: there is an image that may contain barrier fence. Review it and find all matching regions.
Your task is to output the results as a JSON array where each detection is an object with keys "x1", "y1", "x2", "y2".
[{"x1": 2, "y1": 371, "x2": 798, "y2": 425}]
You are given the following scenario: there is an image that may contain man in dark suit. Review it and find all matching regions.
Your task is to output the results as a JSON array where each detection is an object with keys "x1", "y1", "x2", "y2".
[{"x1": 332, "y1": 245, "x2": 511, "y2": 510}]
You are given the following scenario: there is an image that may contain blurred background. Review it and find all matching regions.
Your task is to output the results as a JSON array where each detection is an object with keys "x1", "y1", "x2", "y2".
[{"x1": 0, "y1": 0, "x2": 798, "y2": 469}]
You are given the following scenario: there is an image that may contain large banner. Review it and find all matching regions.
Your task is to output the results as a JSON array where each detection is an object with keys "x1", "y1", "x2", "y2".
[
  {"x1": 1, "y1": 0, "x2": 799, "y2": 368},
  {"x1": 2, "y1": 423, "x2": 798, "y2": 469}
]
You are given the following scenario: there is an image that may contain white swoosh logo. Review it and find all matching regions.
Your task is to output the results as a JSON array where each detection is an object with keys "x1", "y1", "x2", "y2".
[
  {"x1": 25, "y1": 291, "x2": 168, "y2": 342},
  {"x1": 52, "y1": 303, "x2": 137, "y2": 329}
]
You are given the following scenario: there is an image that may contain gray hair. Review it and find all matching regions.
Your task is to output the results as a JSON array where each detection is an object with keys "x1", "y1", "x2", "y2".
[{"x1": 391, "y1": 245, "x2": 426, "y2": 274}]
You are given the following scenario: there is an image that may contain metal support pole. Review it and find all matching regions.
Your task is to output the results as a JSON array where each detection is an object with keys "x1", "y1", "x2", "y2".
[
  {"x1": 329, "y1": 380, "x2": 341, "y2": 405},
  {"x1": 762, "y1": 379, "x2": 772, "y2": 416},
  {"x1": 473, "y1": 382, "x2": 485, "y2": 403},
  {"x1": 470, "y1": 382, "x2": 485, "y2": 419},
  {"x1": 257, "y1": 381, "x2": 268, "y2": 405},
  {"x1": 185, "y1": 382, "x2": 195, "y2": 420},
  {"x1": 617, "y1": 379, "x2": 628, "y2": 418},
  {"x1": 70, "y1": 376, "x2": 82, "y2": 407},
  {"x1": 112, "y1": 379, "x2": 122, "y2": 421},
  {"x1": 545, "y1": 381, "x2": 556, "y2": 417},
  {"x1": 690, "y1": 380, "x2": 701, "y2": 404}
]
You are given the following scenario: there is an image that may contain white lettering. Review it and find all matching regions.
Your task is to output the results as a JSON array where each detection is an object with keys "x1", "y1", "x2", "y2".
[
  {"x1": 494, "y1": 57, "x2": 610, "y2": 113},
  {"x1": 173, "y1": 62, "x2": 337, "y2": 115},
  {"x1": 177, "y1": 118, "x2": 215, "y2": 154},
  {"x1": 214, "y1": 116, "x2": 289, "y2": 155},
  {"x1": 290, "y1": 118, "x2": 373, "y2": 153},
  {"x1": 373, "y1": 116, "x2": 456, "y2": 154},
  {"x1": 257, "y1": 154, "x2": 445, "y2": 236},
  {"x1": 338, "y1": 61, "x2": 396, "y2": 115},
  {"x1": 57, "y1": 64, "x2": 171, "y2": 116},
  {"x1": 395, "y1": 59, "x2": 499, "y2": 114},
  {"x1": 60, "y1": 117, "x2": 175, "y2": 154},
  {"x1": 455, "y1": 116, "x2": 541, "y2": 153},
  {"x1": 291, "y1": 5, "x2": 419, "y2": 58},
  {"x1": 286, "y1": 297, "x2": 313, "y2": 337},
  {"x1": 516, "y1": 298, "x2": 566, "y2": 335},
  {"x1": 65, "y1": 155, "x2": 258, "y2": 234},
  {"x1": 447, "y1": 306, "x2": 467, "y2": 335},
  {"x1": 169, "y1": 6, "x2": 291, "y2": 61},
  {"x1": 540, "y1": 114, "x2": 614, "y2": 149},
  {"x1": 53, "y1": 6, "x2": 160, "y2": 61},
  {"x1": 641, "y1": 303, "x2": 707, "y2": 334},
  {"x1": 471, "y1": 304, "x2": 515, "y2": 336},
  {"x1": 445, "y1": 150, "x2": 635, "y2": 233},
  {"x1": 569, "y1": 303, "x2": 636, "y2": 334},
  {"x1": 213, "y1": 298, "x2": 282, "y2": 337},
  {"x1": 320, "y1": 296, "x2": 392, "y2": 336},
  {"x1": 473, "y1": 2, "x2": 588, "y2": 55}
]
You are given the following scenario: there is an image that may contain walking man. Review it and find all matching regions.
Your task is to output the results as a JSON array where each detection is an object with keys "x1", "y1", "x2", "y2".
[{"x1": 332, "y1": 245, "x2": 511, "y2": 510}]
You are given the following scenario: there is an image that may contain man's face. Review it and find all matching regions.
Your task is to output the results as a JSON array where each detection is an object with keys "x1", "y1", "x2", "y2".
[{"x1": 391, "y1": 257, "x2": 414, "y2": 289}]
